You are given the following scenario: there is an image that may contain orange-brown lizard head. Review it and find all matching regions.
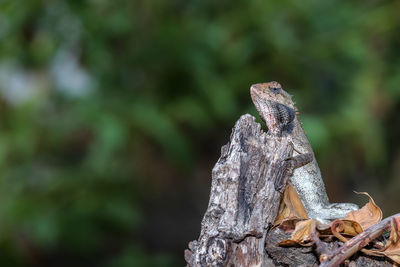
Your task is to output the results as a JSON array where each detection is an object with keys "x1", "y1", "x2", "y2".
[{"x1": 250, "y1": 81, "x2": 296, "y2": 136}]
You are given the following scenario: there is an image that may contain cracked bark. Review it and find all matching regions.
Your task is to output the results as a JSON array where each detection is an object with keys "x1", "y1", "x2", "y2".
[{"x1": 184, "y1": 114, "x2": 392, "y2": 267}]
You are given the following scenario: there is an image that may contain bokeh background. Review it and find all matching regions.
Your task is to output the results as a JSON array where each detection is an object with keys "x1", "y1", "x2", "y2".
[{"x1": 0, "y1": 0, "x2": 400, "y2": 266}]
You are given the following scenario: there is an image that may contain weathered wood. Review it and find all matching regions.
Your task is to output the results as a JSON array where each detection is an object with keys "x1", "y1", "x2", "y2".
[
  {"x1": 185, "y1": 114, "x2": 393, "y2": 267},
  {"x1": 185, "y1": 114, "x2": 296, "y2": 266}
]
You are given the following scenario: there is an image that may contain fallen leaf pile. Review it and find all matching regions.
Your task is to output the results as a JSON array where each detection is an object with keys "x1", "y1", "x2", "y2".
[{"x1": 274, "y1": 186, "x2": 400, "y2": 264}]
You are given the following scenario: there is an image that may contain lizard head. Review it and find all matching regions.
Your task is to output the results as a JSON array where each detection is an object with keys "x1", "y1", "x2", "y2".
[{"x1": 250, "y1": 81, "x2": 296, "y2": 136}]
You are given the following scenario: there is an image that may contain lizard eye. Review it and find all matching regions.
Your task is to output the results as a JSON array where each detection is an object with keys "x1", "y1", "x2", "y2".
[{"x1": 270, "y1": 87, "x2": 281, "y2": 94}]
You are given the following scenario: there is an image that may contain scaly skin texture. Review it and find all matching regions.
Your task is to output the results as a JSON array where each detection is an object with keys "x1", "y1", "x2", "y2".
[{"x1": 250, "y1": 81, "x2": 359, "y2": 222}]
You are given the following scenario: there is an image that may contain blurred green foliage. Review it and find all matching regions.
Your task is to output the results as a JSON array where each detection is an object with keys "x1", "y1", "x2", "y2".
[{"x1": 0, "y1": 0, "x2": 400, "y2": 266}]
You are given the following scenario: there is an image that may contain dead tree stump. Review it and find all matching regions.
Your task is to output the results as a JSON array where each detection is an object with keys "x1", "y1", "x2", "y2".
[{"x1": 185, "y1": 114, "x2": 392, "y2": 267}]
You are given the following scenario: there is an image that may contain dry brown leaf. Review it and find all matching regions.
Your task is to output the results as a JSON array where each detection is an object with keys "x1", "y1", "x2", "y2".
[
  {"x1": 344, "y1": 192, "x2": 382, "y2": 230},
  {"x1": 332, "y1": 219, "x2": 363, "y2": 237},
  {"x1": 292, "y1": 219, "x2": 317, "y2": 245},
  {"x1": 284, "y1": 183, "x2": 308, "y2": 219},
  {"x1": 366, "y1": 217, "x2": 400, "y2": 263},
  {"x1": 380, "y1": 217, "x2": 400, "y2": 263},
  {"x1": 279, "y1": 219, "x2": 317, "y2": 246},
  {"x1": 274, "y1": 183, "x2": 308, "y2": 226},
  {"x1": 330, "y1": 219, "x2": 363, "y2": 242}
]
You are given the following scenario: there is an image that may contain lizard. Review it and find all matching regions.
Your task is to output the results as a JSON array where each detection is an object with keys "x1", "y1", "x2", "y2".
[{"x1": 250, "y1": 81, "x2": 359, "y2": 222}]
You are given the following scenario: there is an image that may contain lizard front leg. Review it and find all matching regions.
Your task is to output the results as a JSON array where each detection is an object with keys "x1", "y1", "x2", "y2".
[{"x1": 274, "y1": 152, "x2": 313, "y2": 193}]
